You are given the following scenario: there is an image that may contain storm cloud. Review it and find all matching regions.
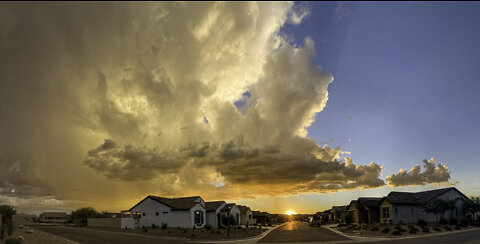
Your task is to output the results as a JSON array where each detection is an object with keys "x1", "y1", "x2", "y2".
[{"x1": 0, "y1": 2, "x2": 453, "y2": 212}]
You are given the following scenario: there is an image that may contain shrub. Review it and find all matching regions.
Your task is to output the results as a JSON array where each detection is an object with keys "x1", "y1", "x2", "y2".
[
  {"x1": 236, "y1": 226, "x2": 242, "y2": 230},
  {"x1": 392, "y1": 230, "x2": 402, "y2": 235},
  {"x1": 409, "y1": 229, "x2": 417, "y2": 234},
  {"x1": 5, "y1": 238, "x2": 22, "y2": 244},
  {"x1": 449, "y1": 218, "x2": 457, "y2": 225},
  {"x1": 455, "y1": 225, "x2": 461, "y2": 230},
  {"x1": 215, "y1": 230, "x2": 221, "y2": 234},
  {"x1": 1, "y1": 227, "x2": 5, "y2": 241},
  {"x1": 161, "y1": 223, "x2": 167, "y2": 230},
  {"x1": 399, "y1": 228, "x2": 407, "y2": 232},
  {"x1": 439, "y1": 218, "x2": 448, "y2": 225},
  {"x1": 206, "y1": 225, "x2": 212, "y2": 230},
  {"x1": 152, "y1": 224, "x2": 156, "y2": 228},
  {"x1": 417, "y1": 219, "x2": 428, "y2": 226},
  {"x1": 337, "y1": 223, "x2": 346, "y2": 228},
  {"x1": 345, "y1": 215, "x2": 353, "y2": 225},
  {"x1": 381, "y1": 227, "x2": 390, "y2": 233},
  {"x1": 460, "y1": 218, "x2": 471, "y2": 226},
  {"x1": 394, "y1": 225, "x2": 401, "y2": 230},
  {"x1": 370, "y1": 227, "x2": 379, "y2": 231},
  {"x1": 444, "y1": 226, "x2": 452, "y2": 231},
  {"x1": 422, "y1": 227, "x2": 430, "y2": 233},
  {"x1": 433, "y1": 227, "x2": 442, "y2": 232},
  {"x1": 142, "y1": 226, "x2": 148, "y2": 232}
]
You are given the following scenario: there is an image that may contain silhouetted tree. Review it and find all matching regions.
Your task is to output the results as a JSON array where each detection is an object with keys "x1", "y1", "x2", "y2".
[
  {"x1": 0, "y1": 205, "x2": 16, "y2": 238},
  {"x1": 424, "y1": 198, "x2": 456, "y2": 226},
  {"x1": 71, "y1": 207, "x2": 99, "y2": 225},
  {"x1": 465, "y1": 196, "x2": 480, "y2": 221}
]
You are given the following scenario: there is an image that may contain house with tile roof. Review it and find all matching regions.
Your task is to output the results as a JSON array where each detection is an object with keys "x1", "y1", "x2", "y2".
[
  {"x1": 379, "y1": 187, "x2": 470, "y2": 224},
  {"x1": 346, "y1": 197, "x2": 382, "y2": 224},
  {"x1": 237, "y1": 205, "x2": 254, "y2": 225},
  {"x1": 205, "y1": 201, "x2": 226, "y2": 228},
  {"x1": 128, "y1": 195, "x2": 206, "y2": 229},
  {"x1": 331, "y1": 205, "x2": 348, "y2": 223},
  {"x1": 221, "y1": 203, "x2": 241, "y2": 226}
]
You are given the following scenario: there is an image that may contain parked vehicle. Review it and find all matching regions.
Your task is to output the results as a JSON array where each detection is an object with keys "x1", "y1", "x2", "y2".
[{"x1": 309, "y1": 215, "x2": 322, "y2": 226}]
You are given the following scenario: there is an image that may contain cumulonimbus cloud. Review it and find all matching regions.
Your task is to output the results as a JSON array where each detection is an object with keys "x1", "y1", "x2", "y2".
[{"x1": 0, "y1": 2, "x2": 454, "y2": 212}]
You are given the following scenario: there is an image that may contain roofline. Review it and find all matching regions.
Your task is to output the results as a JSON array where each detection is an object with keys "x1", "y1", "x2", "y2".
[{"x1": 129, "y1": 195, "x2": 204, "y2": 212}]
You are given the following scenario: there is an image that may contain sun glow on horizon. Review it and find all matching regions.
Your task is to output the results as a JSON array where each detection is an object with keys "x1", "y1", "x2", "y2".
[{"x1": 285, "y1": 210, "x2": 296, "y2": 215}]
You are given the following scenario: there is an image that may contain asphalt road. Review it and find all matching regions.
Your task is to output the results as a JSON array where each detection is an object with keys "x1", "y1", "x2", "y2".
[
  {"x1": 370, "y1": 229, "x2": 480, "y2": 244},
  {"x1": 258, "y1": 221, "x2": 350, "y2": 243},
  {"x1": 31, "y1": 225, "x2": 186, "y2": 244}
]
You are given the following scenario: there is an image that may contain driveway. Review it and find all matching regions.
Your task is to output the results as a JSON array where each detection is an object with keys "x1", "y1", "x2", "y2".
[
  {"x1": 258, "y1": 221, "x2": 350, "y2": 243},
  {"x1": 31, "y1": 225, "x2": 186, "y2": 244}
]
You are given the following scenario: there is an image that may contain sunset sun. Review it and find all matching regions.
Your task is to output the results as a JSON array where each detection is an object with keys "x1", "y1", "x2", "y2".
[{"x1": 285, "y1": 210, "x2": 296, "y2": 216}]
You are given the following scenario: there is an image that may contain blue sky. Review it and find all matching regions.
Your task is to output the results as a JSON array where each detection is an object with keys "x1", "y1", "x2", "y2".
[{"x1": 279, "y1": 2, "x2": 480, "y2": 198}]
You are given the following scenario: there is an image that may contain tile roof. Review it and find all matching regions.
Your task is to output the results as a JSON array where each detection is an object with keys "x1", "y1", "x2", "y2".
[
  {"x1": 358, "y1": 197, "x2": 382, "y2": 208},
  {"x1": 331, "y1": 206, "x2": 347, "y2": 212},
  {"x1": 236, "y1": 205, "x2": 251, "y2": 214},
  {"x1": 252, "y1": 211, "x2": 270, "y2": 217},
  {"x1": 221, "y1": 203, "x2": 237, "y2": 212},
  {"x1": 131, "y1": 195, "x2": 202, "y2": 211},
  {"x1": 385, "y1": 187, "x2": 456, "y2": 205},
  {"x1": 205, "y1": 201, "x2": 226, "y2": 212}
]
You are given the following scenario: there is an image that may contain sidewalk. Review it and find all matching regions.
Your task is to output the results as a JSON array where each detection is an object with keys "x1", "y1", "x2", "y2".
[
  {"x1": 322, "y1": 224, "x2": 480, "y2": 243},
  {"x1": 189, "y1": 224, "x2": 286, "y2": 244}
]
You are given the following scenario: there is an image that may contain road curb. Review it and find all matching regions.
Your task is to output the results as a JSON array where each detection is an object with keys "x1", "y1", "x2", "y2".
[{"x1": 189, "y1": 223, "x2": 286, "y2": 243}]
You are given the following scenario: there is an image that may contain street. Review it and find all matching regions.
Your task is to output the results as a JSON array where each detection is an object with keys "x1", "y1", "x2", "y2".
[
  {"x1": 258, "y1": 221, "x2": 350, "y2": 243},
  {"x1": 31, "y1": 225, "x2": 186, "y2": 244},
  {"x1": 368, "y1": 229, "x2": 480, "y2": 244}
]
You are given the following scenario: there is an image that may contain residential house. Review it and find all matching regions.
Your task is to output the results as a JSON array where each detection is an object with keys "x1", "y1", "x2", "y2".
[
  {"x1": 379, "y1": 187, "x2": 470, "y2": 224},
  {"x1": 128, "y1": 195, "x2": 206, "y2": 229},
  {"x1": 331, "y1": 206, "x2": 348, "y2": 223},
  {"x1": 205, "y1": 201, "x2": 226, "y2": 228},
  {"x1": 347, "y1": 198, "x2": 382, "y2": 224},
  {"x1": 221, "y1": 203, "x2": 241, "y2": 226},
  {"x1": 252, "y1": 211, "x2": 270, "y2": 226},
  {"x1": 316, "y1": 209, "x2": 332, "y2": 223},
  {"x1": 237, "y1": 205, "x2": 254, "y2": 225},
  {"x1": 39, "y1": 212, "x2": 69, "y2": 223}
]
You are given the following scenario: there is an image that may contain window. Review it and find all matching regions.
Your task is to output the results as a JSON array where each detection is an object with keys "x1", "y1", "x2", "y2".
[
  {"x1": 195, "y1": 210, "x2": 204, "y2": 225},
  {"x1": 395, "y1": 208, "x2": 398, "y2": 218},
  {"x1": 455, "y1": 207, "x2": 458, "y2": 217},
  {"x1": 163, "y1": 211, "x2": 168, "y2": 214},
  {"x1": 142, "y1": 212, "x2": 145, "y2": 216},
  {"x1": 156, "y1": 212, "x2": 159, "y2": 216},
  {"x1": 382, "y1": 207, "x2": 390, "y2": 218},
  {"x1": 411, "y1": 207, "x2": 414, "y2": 216}
]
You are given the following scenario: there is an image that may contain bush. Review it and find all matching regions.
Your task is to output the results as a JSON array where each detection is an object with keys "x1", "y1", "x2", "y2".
[
  {"x1": 381, "y1": 227, "x2": 390, "y2": 233},
  {"x1": 417, "y1": 219, "x2": 428, "y2": 226},
  {"x1": 460, "y1": 218, "x2": 471, "y2": 226},
  {"x1": 1, "y1": 227, "x2": 5, "y2": 241},
  {"x1": 449, "y1": 218, "x2": 457, "y2": 225},
  {"x1": 161, "y1": 223, "x2": 167, "y2": 230},
  {"x1": 392, "y1": 230, "x2": 402, "y2": 235},
  {"x1": 399, "y1": 228, "x2": 407, "y2": 232},
  {"x1": 433, "y1": 227, "x2": 442, "y2": 232},
  {"x1": 337, "y1": 223, "x2": 346, "y2": 228},
  {"x1": 206, "y1": 225, "x2": 212, "y2": 230},
  {"x1": 439, "y1": 218, "x2": 448, "y2": 225},
  {"x1": 345, "y1": 215, "x2": 353, "y2": 225},
  {"x1": 152, "y1": 224, "x2": 156, "y2": 228},
  {"x1": 409, "y1": 229, "x2": 417, "y2": 234},
  {"x1": 422, "y1": 227, "x2": 430, "y2": 233},
  {"x1": 370, "y1": 227, "x2": 379, "y2": 231},
  {"x1": 444, "y1": 226, "x2": 452, "y2": 231},
  {"x1": 5, "y1": 238, "x2": 22, "y2": 244},
  {"x1": 394, "y1": 225, "x2": 401, "y2": 230},
  {"x1": 455, "y1": 225, "x2": 461, "y2": 230},
  {"x1": 142, "y1": 226, "x2": 148, "y2": 232}
]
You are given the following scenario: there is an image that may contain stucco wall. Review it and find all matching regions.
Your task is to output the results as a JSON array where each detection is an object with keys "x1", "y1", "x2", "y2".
[
  {"x1": 88, "y1": 218, "x2": 121, "y2": 228},
  {"x1": 131, "y1": 197, "x2": 202, "y2": 228}
]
